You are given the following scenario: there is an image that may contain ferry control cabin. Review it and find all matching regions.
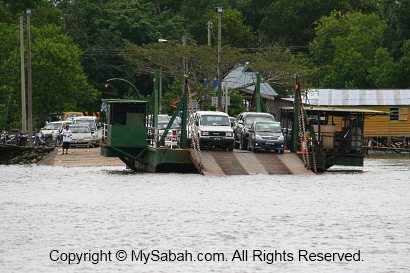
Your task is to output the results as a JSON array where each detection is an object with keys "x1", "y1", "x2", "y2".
[
  {"x1": 101, "y1": 99, "x2": 148, "y2": 148},
  {"x1": 100, "y1": 99, "x2": 196, "y2": 173},
  {"x1": 280, "y1": 106, "x2": 385, "y2": 170}
]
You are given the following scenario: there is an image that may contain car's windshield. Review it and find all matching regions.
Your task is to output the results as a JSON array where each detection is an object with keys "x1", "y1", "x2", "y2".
[
  {"x1": 67, "y1": 114, "x2": 82, "y2": 119},
  {"x1": 245, "y1": 116, "x2": 274, "y2": 126},
  {"x1": 71, "y1": 126, "x2": 90, "y2": 133},
  {"x1": 44, "y1": 123, "x2": 62, "y2": 130},
  {"x1": 74, "y1": 120, "x2": 96, "y2": 129},
  {"x1": 255, "y1": 123, "x2": 282, "y2": 133},
  {"x1": 158, "y1": 115, "x2": 170, "y2": 123},
  {"x1": 201, "y1": 115, "x2": 230, "y2": 126}
]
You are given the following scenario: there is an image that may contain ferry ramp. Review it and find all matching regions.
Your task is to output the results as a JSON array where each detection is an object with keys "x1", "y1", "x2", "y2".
[{"x1": 189, "y1": 149, "x2": 314, "y2": 176}]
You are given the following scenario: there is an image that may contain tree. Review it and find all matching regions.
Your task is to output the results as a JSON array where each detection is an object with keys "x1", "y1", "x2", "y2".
[
  {"x1": 397, "y1": 39, "x2": 410, "y2": 88},
  {"x1": 30, "y1": 25, "x2": 99, "y2": 126},
  {"x1": 123, "y1": 40, "x2": 304, "y2": 101},
  {"x1": 380, "y1": 0, "x2": 410, "y2": 60},
  {"x1": 209, "y1": 8, "x2": 256, "y2": 48},
  {"x1": 0, "y1": 23, "x2": 22, "y2": 129},
  {"x1": 367, "y1": 48, "x2": 397, "y2": 88},
  {"x1": 310, "y1": 11, "x2": 391, "y2": 88},
  {"x1": 58, "y1": 0, "x2": 189, "y2": 99},
  {"x1": 0, "y1": 20, "x2": 98, "y2": 129},
  {"x1": 258, "y1": 0, "x2": 379, "y2": 46}
]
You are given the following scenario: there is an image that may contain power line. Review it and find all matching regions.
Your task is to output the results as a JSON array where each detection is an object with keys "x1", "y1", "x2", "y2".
[{"x1": 82, "y1": 44, "x2": 311, "y2": 56}]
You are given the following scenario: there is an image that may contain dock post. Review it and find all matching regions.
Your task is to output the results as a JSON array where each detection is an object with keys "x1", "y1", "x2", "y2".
[
  {"x1": 153, "y1": 70, "x2": 159, "y2": 146},
  {"x1": 291, "y1": 75, "x2": 300, "y2": 152},
  {"x1": 180, "y1": 77, "x2": 188, "y2": 148}
]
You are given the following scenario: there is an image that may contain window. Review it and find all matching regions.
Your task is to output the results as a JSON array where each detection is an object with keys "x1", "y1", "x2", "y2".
[
  {"x1": 389, "y1": 108, "x2": 399, "y2": 120},
  {"x1": 399, "y1": 108, "x2": 408, "y2": 121}
]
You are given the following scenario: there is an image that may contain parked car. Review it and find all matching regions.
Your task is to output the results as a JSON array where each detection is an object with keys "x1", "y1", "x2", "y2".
[
  {"x1": 248, "y1": 121, "x2": 285, "y2": 153},
  {"x1": 234, "y1": 112, "x2": 275, "y2": 150},
  {"x1": 40, "y1": 121, "x2": 71, "y2": 140},
  {"x1": 69, "y1": 125, "x2": 94, "y2": 147},
  {"x1": 229, "y1": 116, "x2": 236, "y2": 127},
  {"x1": 192, "y1": 111, "x2": 234, "y2": 151},
  {"x1": 157, "y1": 120, "x2": 179, "y2": 146},
  {"x1": 64, "y1": 112, "x2": 83, "y2": 122},
  {"x1": 72, "y1": 116, "x2": 99, "y2": 146}
]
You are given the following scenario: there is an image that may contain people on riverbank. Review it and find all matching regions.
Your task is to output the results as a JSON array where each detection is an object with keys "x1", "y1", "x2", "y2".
[{"x1": 61, "y1": 125, "x2": 72, "y2": 154}]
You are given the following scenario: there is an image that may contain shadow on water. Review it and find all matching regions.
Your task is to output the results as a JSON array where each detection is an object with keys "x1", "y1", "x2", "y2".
[
  {"x1": 104, "y1": 169, "x2": 137, "y2": 175},
  {"x1": 323, "y1": 169, "x2": 365, "y2": 174}
]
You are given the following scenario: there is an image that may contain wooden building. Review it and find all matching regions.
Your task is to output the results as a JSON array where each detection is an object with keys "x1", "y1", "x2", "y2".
[{"x1": 301, "y1": 89, "x2": 410, "y2": 150}]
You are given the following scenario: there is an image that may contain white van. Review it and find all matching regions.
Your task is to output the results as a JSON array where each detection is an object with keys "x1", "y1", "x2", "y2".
[
  {"x1": 192, "y1": 111, "x2": 234, "y2": 151},
  {"x1": 72, "y1": 116, "x2": 99, "y2": 146}
]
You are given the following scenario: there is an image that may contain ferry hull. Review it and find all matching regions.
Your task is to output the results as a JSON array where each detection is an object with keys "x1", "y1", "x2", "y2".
[{"x1": 101, "y1": 144, "x2": 197, "y2": 173}]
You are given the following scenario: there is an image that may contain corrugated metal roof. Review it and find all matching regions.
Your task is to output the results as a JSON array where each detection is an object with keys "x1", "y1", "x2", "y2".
[
  {"x1": 304, "y1": 89, "x2": 410, "y2": 106},
  {"x1": 222, "y1": 66, "x2": 278, "y2": 98},
  {"x1": 282, "y1": 106, "x2": 386, "y2": 114}
]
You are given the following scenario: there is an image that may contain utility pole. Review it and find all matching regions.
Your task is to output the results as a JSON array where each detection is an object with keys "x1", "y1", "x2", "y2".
[
  {"x1": 159, "y1": 67, "x2": 162, "y2": 113},
  {"x1": 158, "y1": 38, "x2": 168, "y2": 113},
  {"x1": 207, "y1": 21, "x2": 212, "y2": 47},
  {"x1": 20, "y1": 16, "x2": 27, "y2": 133},
  {"x1": 216, "y1": 7, "x2": 223, "y2": 112},
  {"x1": 26, "y1": 9, "x2": 33, "y2": 146},
  {"x1": 181, "y1": 36, "x2": 186, "y2": 95}
]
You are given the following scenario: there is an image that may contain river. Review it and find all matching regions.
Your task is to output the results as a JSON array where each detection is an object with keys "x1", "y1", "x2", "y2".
[{"x1": 0, "y1": 156, "x2": 409, "y2": 273}]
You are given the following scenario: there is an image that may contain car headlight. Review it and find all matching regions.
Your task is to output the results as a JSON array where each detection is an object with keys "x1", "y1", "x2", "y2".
[
  {"x1": 226, "y1": 132, "x2": 233, "y2": 137},
  {"x1": 201, "y1": 131, "x2": 209, "y2": 136},
  {"x1": 278, "y1": 135, "x2": 284, "y2": 141},
  {"x1": 255, "y1": 134, "x2": 262, "y2": 140}
]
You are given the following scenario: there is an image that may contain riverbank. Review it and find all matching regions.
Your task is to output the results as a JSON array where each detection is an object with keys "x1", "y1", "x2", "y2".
[
  {"x1": 0, "y1": 144, "x2": 124, "y2": 167},
  {"x1": 39, "y1": 146, "x2": 124, "y2": 167},
  {"x1": 0, "y1": 144, "x2": 54, "y2": 165}
]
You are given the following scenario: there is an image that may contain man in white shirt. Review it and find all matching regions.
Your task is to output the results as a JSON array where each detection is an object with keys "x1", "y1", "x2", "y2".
[{"x1": 61, "y1": 125, "x2": 72, "y2": 154}]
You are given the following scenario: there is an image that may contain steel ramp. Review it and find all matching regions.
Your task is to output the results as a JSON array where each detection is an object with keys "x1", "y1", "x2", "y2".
[{"x1": 189, "y1": 149, "x2": 314, "y2": 176}]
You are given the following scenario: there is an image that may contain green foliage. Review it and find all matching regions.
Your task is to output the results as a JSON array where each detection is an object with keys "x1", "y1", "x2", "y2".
[
  {"x1": 310, "y1": 11, "x2": 396, "y2": 88},
  {"x1": 258, "y1": 0, "x2": 378, "y2": 46},
  {"x1": 30, "y1": 25, "x2": 99, "y2": 126},
  {"x1": 2, "y1": 0, "x2": 410, "y2": 132},
  {"x1": 227, "y1": 88, "x2": 245, "y2": 117},
  {"x1": 0, "y1": 19, "x2": 97, "y2": 129},
  {"x1": 0, "y1": 23, "x2": 20, "y2": 129},
  {"x1": 367, "y1": 48, "x2": 397, "y2": 88},
  {"x1": 209, "y1": 8, "x2": 256, "y2": 48},
  {"x1": 397, "y1": 39, "x2": 410, "y2": 88},
  {"x1": 380, "y1": 0, "x2": 410, "y2": 59},
  {"x1": 57, "y1": 0, "x2": 189, "y2": 100},
  {"x1": 161, "y1": 81, "x2": 183, "y2": 115}
]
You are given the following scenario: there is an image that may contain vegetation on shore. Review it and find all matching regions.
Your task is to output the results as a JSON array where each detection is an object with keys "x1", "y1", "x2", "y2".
[{"x1": 0, "y1": 0, "x2": 409, "y2": 129}]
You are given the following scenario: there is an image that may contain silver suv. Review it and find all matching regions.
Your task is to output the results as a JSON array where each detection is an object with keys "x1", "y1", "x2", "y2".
[{"x1": 234, "y1": 112, "x2": 275, "y2": 150}]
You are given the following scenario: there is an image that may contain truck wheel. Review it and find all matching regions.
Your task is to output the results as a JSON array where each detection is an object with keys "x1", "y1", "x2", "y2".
[
  {"x1": 227, "y1": 143, "x2": 234, "y2": 151},
  {"x1": 240, "y1": 135, "x2": 247, "y2": 150}
]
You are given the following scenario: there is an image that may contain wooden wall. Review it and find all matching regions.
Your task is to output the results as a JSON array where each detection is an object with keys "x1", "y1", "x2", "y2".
[{"x1": 334, "y1": 106, "x2": 410, "y2": 137}]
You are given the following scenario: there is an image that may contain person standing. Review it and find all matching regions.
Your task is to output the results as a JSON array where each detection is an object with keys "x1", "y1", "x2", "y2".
[{"x1": 61, "y1": 124, "x2": 72, "y2": 154}]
